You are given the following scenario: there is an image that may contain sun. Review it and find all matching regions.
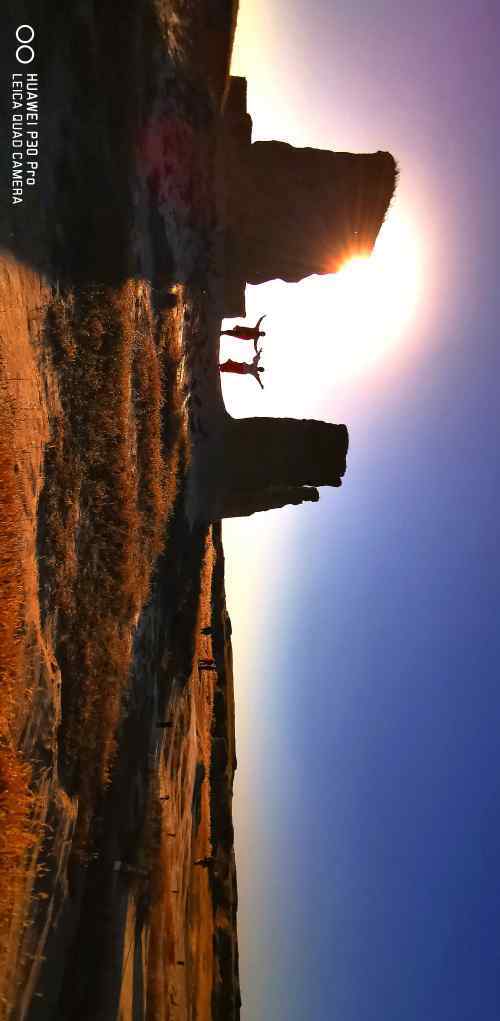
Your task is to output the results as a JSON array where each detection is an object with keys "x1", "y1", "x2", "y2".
[
  {"x1": 220, "y1": 207, "x2": 422, "y2": 417},
  {"x1": 322, "y1": 211, "x2": 422, "y2": 382}
]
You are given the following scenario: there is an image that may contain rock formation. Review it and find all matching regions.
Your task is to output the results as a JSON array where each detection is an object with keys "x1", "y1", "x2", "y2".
[
  {"x1": 209, "y1": 77, "x2": 397, "y2": 519},
  {"x1": 239, "y1": 142, "x2": 397, "y2": 286},
  {"x1": 218, "y1": 77, "x2": 398, "y2": 316},
  {"x1": 220, "y1": 417, "x2": 348, "y2": 491},
  {"x1": 198, "y1": 417, "x2": 349, "y2": 520},
  {"x1": 221, "y1": 484, "x2": 319, "y2": 519}
]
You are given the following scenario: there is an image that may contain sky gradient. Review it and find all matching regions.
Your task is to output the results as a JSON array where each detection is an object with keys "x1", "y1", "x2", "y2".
[{"x1": 221, "y1": 2, "x2": 500, "y2": 1020}]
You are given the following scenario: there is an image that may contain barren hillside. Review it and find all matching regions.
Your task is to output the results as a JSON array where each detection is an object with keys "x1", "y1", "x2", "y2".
[{"x1": 0, "y1": 2, "x2": 240, "y2": 1019}]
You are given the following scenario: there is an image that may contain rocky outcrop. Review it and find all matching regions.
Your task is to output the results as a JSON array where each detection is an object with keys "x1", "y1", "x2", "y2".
[
  {"x1": 221, "y1": 484, "x2": 319, "y2": 519},
  {"x1": 220, "y1": 417, "x2": 348, "y2": 490},
  {"x1": 195, "y1": 416, "x2": 348, "y2": 520},
  {"x1": 218, "y1": 77, "x2": 398, "y2": 315},
  {"x1": 240, "y1": 143, "x2": 397, "y2": 285},
  {"x1": 210, "y1": 523, "x2": 241, "y2": 1020}
]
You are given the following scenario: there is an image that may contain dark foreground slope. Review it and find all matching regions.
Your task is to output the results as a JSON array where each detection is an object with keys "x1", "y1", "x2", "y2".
[
  {"x1": 36, "y1": 517, "x2": 241, "y2": 1021},
  {"x1": 0, "y1": 1, "x2": 241, "y2": 1018}
]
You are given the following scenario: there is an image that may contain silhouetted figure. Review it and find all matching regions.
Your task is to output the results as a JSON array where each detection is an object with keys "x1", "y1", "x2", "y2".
[
  {"x1": 193, "y1": 856, "x2": 215, "y2": 868},
  {"x1": 113, "y1": 860, "x2": 150, "y2": 879},
  {"x1": 220, "y1": 315, "x2": 266, "y2": 342},
  {"x1": 220, "y1": 349, "x2": 265, "y2": 390},
  {"x1": 198, "y1": 658, "x2": 217, "y2": 671}
]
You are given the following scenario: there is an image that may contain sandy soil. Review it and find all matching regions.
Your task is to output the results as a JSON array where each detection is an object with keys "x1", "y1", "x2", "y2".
[{"x1": 0, "y1": 1, "x2": 241, "y2": 1019}]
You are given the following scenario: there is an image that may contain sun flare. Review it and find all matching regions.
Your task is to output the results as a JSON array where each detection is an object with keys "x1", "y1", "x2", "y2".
[
  {"x1": 221, "y1": 209, "x2": 423, "y2": 417},
  {"x1": 323, "y1": 212, "x2": 422, "y2": 382}
]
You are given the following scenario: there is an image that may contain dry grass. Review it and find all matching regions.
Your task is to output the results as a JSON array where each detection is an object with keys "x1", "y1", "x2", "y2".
[
  {"x1": 144, "y1": 787, "x2": 172, "y2": 1021},
  {"x1": 41, "y1": 282, "x2": 187, "y2": 847},
  {"x1": 0, "y1": 381, "x2": 36, "y2": 941},
  {"x1": 197, "y1": 534, "x2": 217, "y2": 779},
  {"x1": 153, "y1": 0, "x2": 239, "y2": 108},
  {"x1": 144, "y1": 535, "x2": 216, "y2": 1020}
]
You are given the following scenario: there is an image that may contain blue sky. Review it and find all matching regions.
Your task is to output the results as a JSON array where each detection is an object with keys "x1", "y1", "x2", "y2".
[{"x1": 221, "y1": 2, "x2": 500, "y2": 1019}]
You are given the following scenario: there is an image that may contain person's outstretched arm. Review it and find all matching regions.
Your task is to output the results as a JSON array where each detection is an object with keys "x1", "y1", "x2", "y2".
[{"x1": 251, "y1": 348, "x2": 265, "y2": 388}]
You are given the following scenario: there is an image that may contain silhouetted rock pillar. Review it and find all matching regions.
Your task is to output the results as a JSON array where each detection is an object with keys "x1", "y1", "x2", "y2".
[
  {"x1": 218, "y1": 79, "x2": 398, "y2": 314},
  {"x1": 241, "y1": 144, "x2": 398, "y2": 285},
  {"x1": 217, "y1": 417, "x2": 348, "y2": 519},
  {"x1": 222, "y1": 485, "x2": 319, "y2": 519}
]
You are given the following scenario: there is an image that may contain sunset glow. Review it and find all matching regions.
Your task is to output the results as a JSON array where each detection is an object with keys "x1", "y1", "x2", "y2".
[
  {"x1": 222, "y1": 208, "x2": 423, "y2": 424},
  {"x1": 223, "y1": 4, "x2": 500, "y2": 1021},
  {"x1": 322, "y1": 212, "x2": 422, "y2": 381}
]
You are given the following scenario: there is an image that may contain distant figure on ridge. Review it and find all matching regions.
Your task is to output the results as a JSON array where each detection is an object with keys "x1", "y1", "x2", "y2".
[
  {"x1": 193, "y1": 856, "x2": 215, "y2": 868},
  {"x1": 220, "y1": 315, "x2": 266, "y2": 345},
  {"x1": 219, "y1": 348, "x2": 265, "y2": 390}
]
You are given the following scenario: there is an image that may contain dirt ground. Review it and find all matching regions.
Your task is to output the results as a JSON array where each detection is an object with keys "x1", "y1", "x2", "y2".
[{"x1": 0, "y1": 2, "x2": 240, "y2": 1019}]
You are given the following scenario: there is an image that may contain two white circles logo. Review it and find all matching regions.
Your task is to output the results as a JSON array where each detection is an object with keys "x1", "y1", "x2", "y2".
[{"x1": 16, "y1": 25, "x2": 35, "y2": 65}]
